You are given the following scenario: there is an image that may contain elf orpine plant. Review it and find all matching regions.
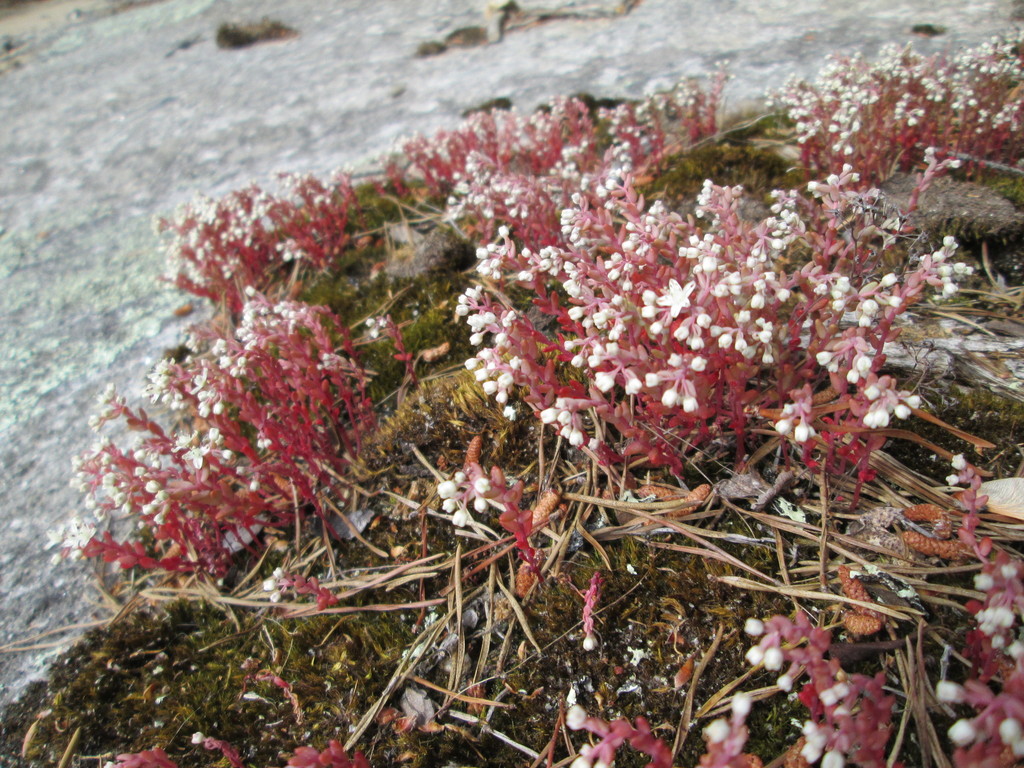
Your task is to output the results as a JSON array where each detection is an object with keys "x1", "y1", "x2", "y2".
[
  {"x1": 565, "y1": 704, "x2": 673, "y2": 768},
  {"x1": 159, "y1": 172, "x2": 360, "y2": 313},
  {"x1": 263, "y1": 567, "x2": 341, "y2": 611},
  {"x1": 395, "y1": 80, "x2": 722, "y2": 250},
  {"x1": 938, "y1": 553, "x2": 1024, "y2": 767},
  {"x1": 699, "y1": 693, "x2": 759, "y2": 768},
  {"x1": 581, "y1": 571, "x2": 603, "y2": 651},
  {"x1": 436, "y1": 452, "x2": 540, "y2": 574},
  {"x1": 457, "y1": 155, "x2": 969, "y2": 474},
  {"x1": 745, "y1": 614, "x2": 895, "y2": 768},
  {"x1": 600, "y1": 71, "x2": 726, "y2": 171},
  {"x1": 54, "y1": 296, "x2": 374, "y2": 576},
  {"x1": 775, "y1": 36, "x2": 1024, "y2": 183}
]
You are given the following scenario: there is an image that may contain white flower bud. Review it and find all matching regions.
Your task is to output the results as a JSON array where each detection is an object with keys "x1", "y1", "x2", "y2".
[
  {"x1": 949, "y1": 719, "x2": 977, "y2": 747},
  {"x1": 704, "y1": 718, "x2": 730, "y2": 744},
  {"x1": 566, "y1": 704, "x2": 588, "y2": 730},
  {"x1": 935, "y1": 680, "x2": 965, "y2": 703}
]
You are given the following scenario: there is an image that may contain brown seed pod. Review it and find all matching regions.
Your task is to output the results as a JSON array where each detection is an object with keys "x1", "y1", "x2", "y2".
[
  {"x1": 901, "y1": 530, "x2": 972, "y2": 560},
  {"x1": 673, "y1": 655, "x2": 694, "y2": 689},
  {"x1": 843, "y1": 611, "x2": 885, "y2": 636},
  {"x1": 666, "y1": 483, "x2": 712, "y2": 519},
  {"x1": 463, "y1": 435, "x2": 483, "y2": 470},
  {"x1": 531, "y1": 489, "x2": 561, "y2": 528}
]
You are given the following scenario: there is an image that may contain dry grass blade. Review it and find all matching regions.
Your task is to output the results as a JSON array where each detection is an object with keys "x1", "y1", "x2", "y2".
[
  {"x1": 323, "y1": 495, "x2": 389, "y2": 558},
  {"x1": 55, "y1": 726, "x2": 81, "y2": 768},
  {"x1": 672, "y1": 623, "x2": 724, "y2": 759},
  {"x1": 715, "y1": 575, "x2": 919, "y2": 621},
  {"x1": 446, "y1": 543, "x2": 467, "y2": 709},
  {"x1": 0, "y1": 619, "x2": 110, "y2": 653},
  {"x1": 908, "y1": 405, "x2": 997, "y2": 452},
  {"x1": 860, "y1": 450, "x2": 955, "y2": 508},
  {"x1": 344, "y1": 608, "x2": 451, "y2": 752},
  {"x1": 496, "y1": 575, "x2": 542, "y2": 654},
  {"x1": 408, "y1": 676, "x2": 510, "y2": 708},
  {"x1": 447, "y1": 710, "x2": 540, "y2": 759},
  {"x1": 608, "y1": 506, "x2": 778, "y2": 585}
]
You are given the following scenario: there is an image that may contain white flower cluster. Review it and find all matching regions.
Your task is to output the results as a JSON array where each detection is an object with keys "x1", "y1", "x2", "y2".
[
  {"x1": 161, "y1": 186, "x2": 276, "y2": 285},
  {"x1": 774, "y1": 36, "x2": 1024, "y2": 168},
  {"x1": 46, "y1": 516, "x2": 97, "y2": 562}
]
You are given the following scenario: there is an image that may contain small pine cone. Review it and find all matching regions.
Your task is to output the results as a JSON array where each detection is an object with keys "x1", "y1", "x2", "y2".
[
  {"x1": 843, "y1": 610, "x2": 885, "y2": 636},
  {"x1": 902, "y1": 503, "x2": 948, "y2": 527},
  {"x1": 514, "y1": 562, "x2": 539, "y2": 598},
  {"x1": 782, "y1": 737, "x2": 810, "y2": 768},
  {"x1": 531, "y1": 489, "x2": 561, "y2": 528},
  {"x1": 684, "y1": 483, "x2": 712, "y2": 504},
  {"x1": 811, "y1": 385, "x2": 839, "y2": 405},
  {"x1": 902, "y1": 530, "x2": 973, "y2": 560},
  {"x1": 837, "y1": 565, "x2": 881, "y2": 617},
  {"x1": 636, "y1": 484, "x2": 685, "y2": 500},
  {"x1": 463, "y1": 435, "x2": 483, "y2": 470},
  {"x1": 666, "y1": 483, "x2": 712, "y2": 519}
]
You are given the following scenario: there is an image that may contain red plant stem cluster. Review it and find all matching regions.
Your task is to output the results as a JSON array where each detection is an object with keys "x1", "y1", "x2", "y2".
[
  {"x1": 458, "y1": 154, "x2": 967, "y2": 476},
  {"x1": 698, "y1": 694, "x2": 757, "y2": 768},
  {"x1": 286, "y1": 741, "x2": 371, "y2": 768},
  {"x1": 56, "y1": 296, "x2": 374, "y2": 575},
  {"x1": 436, "y1": 451, "x2": 540, "y2": 575},
  {"x1": 105, "y1": 739, "x2": 370, "y2": 768},
  {"x1": 159, "y1": 173, "x2": 362, "y2": 313},
  {"x1": 565, "y1": 704, "x2": 674, "y2": 768},
  {"x1": 580, "y1": 571, "x2": 603, "y2": 652},
  {"x1": 393, "y1": 78, "x2": 722, "y2": 250},
  {"x1": 744, "y1": 614, "x2": 895, "y2": 767},
  {"x1": 774, "y1": 38, "x2": 1024, "y2": 183},
  {"x1": 263, "y1": 567, "x2": 341, "y2": 612},
  {"x1": 938, "y1": 552, "x2": 1024, "y2": 766},
  {"x1": 190, "y1": 734, "x2": 245, "y2": 768}
]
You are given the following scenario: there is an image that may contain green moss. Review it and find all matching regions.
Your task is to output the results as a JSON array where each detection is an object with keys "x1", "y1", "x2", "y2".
[
  {"x1": 638, "y1": 144, "x2": 803, "y2": 208},
  {"x1": 302, "y1": 267, "x2": 474, "y2": 404},
  {"x1": 12, "y1": 591, "x2": 430, "y2": 767},
  {"x1": 885, "y1": 385, "x2": 1024, "y2": 479}
]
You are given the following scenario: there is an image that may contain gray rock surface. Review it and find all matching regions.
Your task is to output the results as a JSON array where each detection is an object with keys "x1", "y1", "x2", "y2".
[{"x1": 0, "y1": 0, "x2": 1012, "y2": 706}]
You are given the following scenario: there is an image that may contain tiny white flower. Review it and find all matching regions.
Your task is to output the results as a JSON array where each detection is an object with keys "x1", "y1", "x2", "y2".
[
  {"x1": 949, "y1": 719, "x2": 977, "y2": 747},
  {"x1": 656, "y1": 279, "x2": 696, "y2": 319},
  {"x1": 566, "y1": 704, "x2": 588, "y2": 730},
  {"x1": 935, "y1": 680, "x2": 965, "y2": 703},
  {"x1": 763, "y1": 646, "x2": 783, "y2": 670},
  {"x1": 704, "y1": 718, "x2": 730, "y2": 744},
  {"x1": 437, "y1": 480, "x2": 459, "y2": 499},
  {"x1": 594, "y1": 371, "x2": 616, "y2": 393}
]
